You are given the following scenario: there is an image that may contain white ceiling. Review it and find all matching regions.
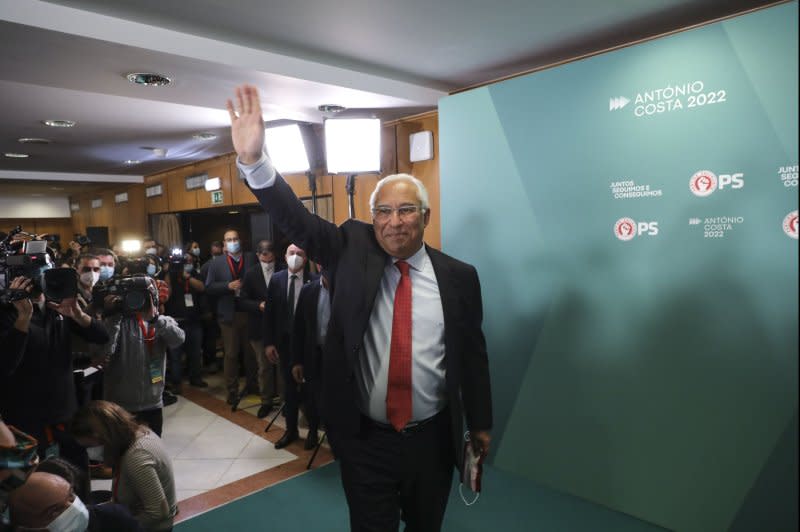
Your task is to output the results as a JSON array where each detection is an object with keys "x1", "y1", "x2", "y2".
[{"x1": 0, "y1": 0, "x2": 778, "y2": 183}]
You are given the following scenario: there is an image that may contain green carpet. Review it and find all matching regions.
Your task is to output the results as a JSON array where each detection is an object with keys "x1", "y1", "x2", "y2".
[{"x1": 176, "y1": 462, "x2": 667, "y2": 531}]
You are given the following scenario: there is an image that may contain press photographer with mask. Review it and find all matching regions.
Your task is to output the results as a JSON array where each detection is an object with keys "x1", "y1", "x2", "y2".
[
  {"x1": 0, "y1": 256, "x2": 109, "y2": 472},
  {"x1": 100, "y1": 276, "x2": 184, "y2": 436}
]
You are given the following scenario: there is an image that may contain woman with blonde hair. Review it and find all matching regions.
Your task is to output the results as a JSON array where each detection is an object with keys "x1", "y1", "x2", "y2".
[{"x1": 71, "y1": 401, "x2": 176, "y2": 531}]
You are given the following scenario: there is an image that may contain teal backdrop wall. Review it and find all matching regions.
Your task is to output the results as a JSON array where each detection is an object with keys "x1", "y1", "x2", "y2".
[{"x1": 438, "y1": 3, "x2": 798, "y2": 531}]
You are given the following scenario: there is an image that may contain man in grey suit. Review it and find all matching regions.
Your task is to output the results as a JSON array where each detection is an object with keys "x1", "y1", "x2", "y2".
[
  {"x1": 228, "y1": 84, "x2": 492, "y2": 532},
  {"x1": 204, "y1": 229, "x2": 258, "y2": 404}
]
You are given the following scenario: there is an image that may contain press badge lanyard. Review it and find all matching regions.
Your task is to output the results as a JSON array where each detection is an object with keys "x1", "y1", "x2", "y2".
[
  {"x1": 226, "y1": 254, "x2": 243, "y2": 279},
  {"x1": 136, "y1": 314, "x2": 162, "y2": 384},
  {"x1": 184, "y1": 279, "x2": 194, "y2": 308}
]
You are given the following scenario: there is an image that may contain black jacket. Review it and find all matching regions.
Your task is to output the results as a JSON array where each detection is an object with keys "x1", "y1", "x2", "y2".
[
  {"x1": 239, "y1": 263, "x2": 278, "y2": 341},
  {"x1": 0, "y1": 305, "x2": 109, "y2": 429},
  {"x1": 263, "y1": 269, "x2": 314, "y2": 353},
  {"x1": 291, "y1": 279, "x2": 328, "y2": 380},
  {"x1": 204, "y1": 252, "x2": 257, "y2": 322},
  {"x1": 250, "y1": 175, "x2": 492, "y2": 467}
]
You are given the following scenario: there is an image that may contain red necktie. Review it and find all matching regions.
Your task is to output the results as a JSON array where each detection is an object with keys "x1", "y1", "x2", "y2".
[{"x1": 387, "y1": 260, "x2": 413, "y2": 431}]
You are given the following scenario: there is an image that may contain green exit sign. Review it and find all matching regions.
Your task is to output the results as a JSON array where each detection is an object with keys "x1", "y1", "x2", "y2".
[{"x1": 211, "y1": 190, "x2": 224, "y2": 204}]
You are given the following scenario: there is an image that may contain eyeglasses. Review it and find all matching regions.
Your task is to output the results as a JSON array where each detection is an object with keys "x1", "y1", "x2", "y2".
[{"x1": 371, "y1": 205, "x2": 424, "y2": 221}]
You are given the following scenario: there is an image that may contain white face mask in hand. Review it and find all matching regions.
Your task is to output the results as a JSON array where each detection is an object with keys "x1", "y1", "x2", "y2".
[{"x1": 459, "y1": 431, "x2": 484, "y2": 506}]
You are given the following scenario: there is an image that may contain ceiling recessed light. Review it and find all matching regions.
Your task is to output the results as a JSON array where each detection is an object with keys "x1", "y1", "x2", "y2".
[
  {"x1": 4, "y1": 152, "x2": 29, "y2": 158},
  {"x1": 228, "y1": 211, "x2": 240, "y2": 214},
  {"x1": 318, "y1": 104, "x2": 346, "y2": 113},
  {"x1": 126, "y1": 72, "x2": 172, "y2": 86},
  {"x1": 42, "y1": 119, "x2": 76, "y2": 128},
  {"x1": 124, "y1": 159, "x2": 141, "y2": 165},
  {"x1": 18, "y1": 137, "x2": 52, "y2": 144},
  {"x1": 193, "y1": 132, "x2": 217, "y2": 141},
  {"x1": 50, "y1": 186, "x2": 65, "y2": 191}
]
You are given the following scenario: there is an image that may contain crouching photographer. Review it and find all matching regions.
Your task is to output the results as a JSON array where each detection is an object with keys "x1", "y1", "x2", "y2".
[
  {"x1": 96, "y1": 274, "x2": 184, "y2": 436},
  {"x1": 0, "y1": 230, "x2": 109, "y2": 475}
]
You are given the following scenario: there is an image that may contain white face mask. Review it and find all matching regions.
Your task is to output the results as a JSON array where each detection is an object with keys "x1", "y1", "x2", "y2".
[
  {"x1": 40, "y1": 495, "x2": 90, "y2": 532},
  {"x1": 190, "y1": 247, "x2": 201, "y2": 256},
  {"x1": 286, "y1": 254, "x2": 304, "y2": 272},
  {"x1": 80, "y1": 271, "x2": 100, "y2": 288},
  {"x1": 145, "y1": 247, "x2": 157, "y2": 255}
]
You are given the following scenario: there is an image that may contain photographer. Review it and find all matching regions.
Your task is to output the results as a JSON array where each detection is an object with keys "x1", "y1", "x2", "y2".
[
  {"x1": 0, "y1": 263, "x2": 109, "y2": 472},
  {"x1": 100, "y1": 276, "x2": 184, "y2": 436},
  {"x1": 164, "y1": 251, "x2": 208, "y2": 391},
  {"x1": 62, "y1": 234, "x2": 91, "y2": 266}
]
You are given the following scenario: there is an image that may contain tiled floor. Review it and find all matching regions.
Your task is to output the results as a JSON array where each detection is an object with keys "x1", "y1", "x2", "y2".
[{"x1": 92, "y1": 372, "x2": 335, "y2": 523}]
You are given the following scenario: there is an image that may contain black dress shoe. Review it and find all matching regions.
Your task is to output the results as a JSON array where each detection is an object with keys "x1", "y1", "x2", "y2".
[
  {"x1": 304, "y1": 432, "x2": 319, "y2": 450},
  {"x1": 226, "y1": 393, "x2": 237, "y2": 405},
  {"x1": 257, "y1": 404, "x2": 273, "y2": 419},
  {"x1": 190, "y1": 379, "x2": 209, "y2": 388},
  {"x1": 274, "y1": 431, "x2": 299, "y2": 449},
  {"x1": 162, "y1": 391, "x2": 178, "y2": 406}
]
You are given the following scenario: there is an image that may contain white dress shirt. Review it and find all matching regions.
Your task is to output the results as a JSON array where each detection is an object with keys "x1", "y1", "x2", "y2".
[
  {"x1": 358, "y1": 246, "x2": 446, "y2": 424},
  {"x1": 260, "y1": 260, "x2": 274, "y2": 286},
  {"x1": 317, "y1": 278, "x2": 331, "y2": 347}
]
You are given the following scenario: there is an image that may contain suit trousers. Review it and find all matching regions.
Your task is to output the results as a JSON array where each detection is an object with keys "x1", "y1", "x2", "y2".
[
  {"x1": 338, "y1": 409, "x2": 454, "y2": 532},
  {"x1": 248, "y1": 339, "x2": 279, "y2": 404},
  {"x1": 218, "y1": 312, "x2": 255, "y2": 396}
]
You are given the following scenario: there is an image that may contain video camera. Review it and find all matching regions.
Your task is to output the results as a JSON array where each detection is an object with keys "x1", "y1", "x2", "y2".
[
  {"x1": 0, "y1": 226, "x2": 78, "y2": 305},
  {"x1": 74, "y1": 234, "x2": 92, "y2": 247},
  {"x1": 93, "y1": 274, "x2": 155, "y2": 314}
]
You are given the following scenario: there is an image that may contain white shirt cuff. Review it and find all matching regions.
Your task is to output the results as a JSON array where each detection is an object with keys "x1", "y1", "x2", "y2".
[{"x1": 236, "y1": 151, "x2": 276, "y2": 190}]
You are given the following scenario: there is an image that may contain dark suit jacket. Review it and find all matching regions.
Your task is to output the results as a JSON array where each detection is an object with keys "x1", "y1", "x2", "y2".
[
  {"x1": 204, "y1": 252, "x2": 257, "y2": 322},
  {"x1": 239, "y1": 263, "x2": 277, "y2": 340},
  {"x1": 263, "y1": 268, "x2": 314, "y2": 357},
  {"x1": 251, "y1": 175, "x2": 492, "y2": 467},
  {"x1": 291, "y1": 279, "x2": 327, "y2": 380}
]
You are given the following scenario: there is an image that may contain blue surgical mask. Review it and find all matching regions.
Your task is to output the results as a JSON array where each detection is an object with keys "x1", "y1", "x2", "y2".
[
  {"x1": 146, "y1": 264, "x2": 157, "y2": 276},
  {"x1": 191, "y1": 247, "x2": 201, "y2": 256},
  {"x1": 226, "y1": 241, "x2": 241, "y2": 254},
  {"x1": 99, "y1": 265, "x2": 115, "y2": 281},
  {"x1": 184, "y1": 264, "x2": 194, "y2": 273}
]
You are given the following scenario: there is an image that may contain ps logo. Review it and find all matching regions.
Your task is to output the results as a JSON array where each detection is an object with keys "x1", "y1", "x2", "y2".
[
  {"x1": 614, "y1": 217, "x2": 659, "y2": 241},
  {"x1": 690, "y1": 170, "x2": 744, "y2": 197}
]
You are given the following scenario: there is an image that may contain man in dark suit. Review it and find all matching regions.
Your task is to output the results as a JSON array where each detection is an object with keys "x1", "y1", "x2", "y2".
[
  {"x1": 264, "y1": 244, "x2": 314, "y2": 449},
  {"x1": 239, "y1": 239, "x2": 279, "y2": 418},
  {"x1": 204, "y1": 229, "x2": 258, "y2": 404},
  {"x1": 228, "y1": 84, "x2": 492, "y2": 531},
  {"x1": 291, "y1": 267, "x2": 331, "y2": 450}
]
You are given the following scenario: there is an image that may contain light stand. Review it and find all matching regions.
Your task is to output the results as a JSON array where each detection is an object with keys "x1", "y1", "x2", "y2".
[
  {"x1": 307, "y1": 171, "x2": 318, "y2": 215},
  {"x1": 345, "y1": 174, "x2": 356, "y2": 219}
]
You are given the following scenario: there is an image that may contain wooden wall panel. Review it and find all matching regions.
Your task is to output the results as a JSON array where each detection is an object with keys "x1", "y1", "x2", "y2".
[
  {"x1": 167, "y1": 172, "x2": 198, "y2": 212},
  {"x1": 331, "y1": 173, "x2": 379, "y2": 226},
  {"x1": 145, "y1": 179, "x2": 170, "y2": 214}
]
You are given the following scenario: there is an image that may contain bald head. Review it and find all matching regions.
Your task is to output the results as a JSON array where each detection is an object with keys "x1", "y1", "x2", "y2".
[{"x1": 10, "y1": 472, "x2": 73, "y2": 528}]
